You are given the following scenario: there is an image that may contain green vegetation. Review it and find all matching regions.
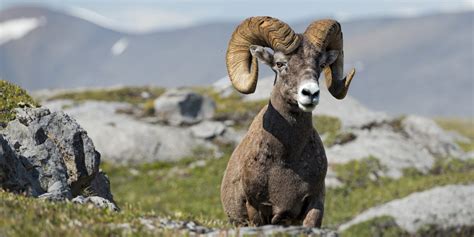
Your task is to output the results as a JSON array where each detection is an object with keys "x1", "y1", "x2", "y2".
[
  {"x1": 325, "y1": 157, "x2": 474, "y2": 227},
  {"x1": 313, "y1": 115, "x2": 355, "y2": 146},
  {"x1": 0, "y1": 80, "x2": 38, "y2": 125},
  {"x1": 102, "y1": 146, "x2": 233, "y2": 228},
  {"x1": 435, "y1": 117, "x2": 474, "y2": 152},
  {"x1": 49, "y1": 86, "x2": 165, "y2": 106},
  {"x1": 343, "y1": 215, "x2": 474, "y2": 237},
  {"x1": 194, "y1": 87, "x2": 267, "y2": 128},
  {"x1": 342, "y1": 216, "x2": 409, "y2": 237}
]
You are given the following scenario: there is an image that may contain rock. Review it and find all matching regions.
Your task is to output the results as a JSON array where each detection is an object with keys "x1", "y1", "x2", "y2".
[
  {"x1": 43, "y1": 100, "x2": 218, "y2": 163},
  {"x1": 0, "y1": 107, "x2": 116, "y2": 207},
  {"x1": 89, "y1": 171, "x2": 115, "y2": 203},
  {"x1": 339, "y1": 184, "x2": 474, "y2": 234},
  {"x1": 154, "y1": 89, "x2": 215, "y2": 126},
  {"x1": 72, "y1": 195, "x2": 119, "y2": 211},
  {"x1": 326, "y1": 124, "x2": 436, "y2": 178},
  {"x1": 0, "y1": 135, "x2": 42, "y2": 196},
  {"x1": 190, "y1": 121, "x2": 226, "y2": 139},
  {"x1": 401, "y1": 115, "x2": 464, "y2": 158},
  {"x1": 326, "y1": 115, "x2": 468, "y2": 178}
]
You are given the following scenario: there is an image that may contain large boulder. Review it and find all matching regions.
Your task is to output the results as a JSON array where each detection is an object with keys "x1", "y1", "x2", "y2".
[
  {"x1": 339, "y1": 184, "x2": 474, "y2": 234},
  {"x1": 326, "y1": 116, "x2": 466, "y2": 178},
  {"x1": 0, "y1": 107, "x2": 116, "y2": 209},
  {"x1": 154, "y1": 89, "x2": 215, "y2": 126}
]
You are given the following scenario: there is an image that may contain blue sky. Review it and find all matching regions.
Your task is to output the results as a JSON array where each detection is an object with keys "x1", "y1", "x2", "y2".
[{"x1": 1, "y1": 0, "x2": 472, "y2": 32}]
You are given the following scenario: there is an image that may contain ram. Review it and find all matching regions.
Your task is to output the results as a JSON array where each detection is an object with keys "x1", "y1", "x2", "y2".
[{"x1": 220, "y1": 16, "x2": 356, "y2": 227}]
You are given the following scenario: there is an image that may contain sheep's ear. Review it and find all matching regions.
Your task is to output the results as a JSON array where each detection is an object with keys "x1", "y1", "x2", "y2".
[
  {"x1": 319, "y1": 50, "x2": 339, "y2": 67},
  {"x1": 250, "y1": 45, "x2": 274, "y2": 66}
]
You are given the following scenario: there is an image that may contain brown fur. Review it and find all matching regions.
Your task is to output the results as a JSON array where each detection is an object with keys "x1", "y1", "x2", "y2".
[
  {"x1": 221, "y1": 40, "x2": 329, "y2": 227},
  {"x1": 221, "y1": 18, "x2": 355, "y2": 227}
]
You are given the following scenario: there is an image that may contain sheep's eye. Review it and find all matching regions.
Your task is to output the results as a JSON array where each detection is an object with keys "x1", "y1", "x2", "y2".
[{"x1": 276, "y1": 62, "x2": 285, "y2": 68}]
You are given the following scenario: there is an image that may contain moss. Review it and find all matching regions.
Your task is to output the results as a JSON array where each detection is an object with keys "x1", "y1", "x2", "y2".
[
  {"x1": 48, "y1": 86, "x2": 165, "y2": 105},
  {"x1": 0, "y1": 80, "x2": 38, "y2": 126},
  {"x1": 342, "y1": 216, "x2": 409, "y2": 237}
]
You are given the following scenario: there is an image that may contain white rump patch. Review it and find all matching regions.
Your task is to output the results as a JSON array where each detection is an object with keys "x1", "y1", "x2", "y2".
[
  {"x1": 0, "y1": 17, "x2": 46, "y2": 45},
  {"x1": 111, "y1": 38, "x2": 129, "y2": 56}
]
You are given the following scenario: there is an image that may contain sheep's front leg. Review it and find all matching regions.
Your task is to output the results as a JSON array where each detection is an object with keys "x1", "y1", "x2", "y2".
[{"x1": 302, "y1": 200, "x2": 324, "y2": 227}]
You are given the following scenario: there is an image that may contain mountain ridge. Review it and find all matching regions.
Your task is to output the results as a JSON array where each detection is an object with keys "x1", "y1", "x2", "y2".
[{"x1": 1, "y1": 5, "x2": 472, "y2": 116}]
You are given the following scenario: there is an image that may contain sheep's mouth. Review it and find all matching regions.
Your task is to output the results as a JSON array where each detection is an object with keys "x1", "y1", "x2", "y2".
[{"x1": 297, "y1": 101, "x2": 317, "y2": 112}]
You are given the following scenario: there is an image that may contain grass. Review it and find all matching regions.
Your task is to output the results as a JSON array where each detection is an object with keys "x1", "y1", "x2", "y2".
[
  {"x1": 48, "y1": 86, "x2": 165, "y2": 113},
  {"x1": 343, "y1": 215, "x2": 474, "y2": 237},
  {"x1": 342, "y1": 216, "x2": 409, "y2": 237},
  {"x1": 101, "y1": 146, "x2": 233, "y2": 228},
  {"x1": 435, "y1": 117, "x2": 474, "y2": 152},
  {"x1": 193, "y1": 87, "x2": 268, "y2": 128},
  {"x1": 0, "y1": 190, "x2": 157, "y2": 236},
  {"x1": 325, "y1": 157, "x2": 474, "y2": 228},
  {"x1": 0, "y1": 80, "x2": 38, "y2": 125}
]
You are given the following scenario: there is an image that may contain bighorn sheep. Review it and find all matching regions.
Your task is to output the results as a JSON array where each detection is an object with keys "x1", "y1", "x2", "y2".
[{"x1": 220, "y1": 17, "x2": 356, "y2": 227}]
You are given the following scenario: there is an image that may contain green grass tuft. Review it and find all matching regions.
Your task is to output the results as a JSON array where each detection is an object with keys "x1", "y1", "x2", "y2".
[{"x1": 0, "y1": 80, "x2": 38, "y2": 125}]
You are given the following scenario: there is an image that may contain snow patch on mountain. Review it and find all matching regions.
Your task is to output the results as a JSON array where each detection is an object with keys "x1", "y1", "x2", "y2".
[
  {"x1": 0, "y1": 17, "x2": 46, "y2": 45},
  {"x1": 111, "y1": 38, "x2": 129, "y2": 56}
]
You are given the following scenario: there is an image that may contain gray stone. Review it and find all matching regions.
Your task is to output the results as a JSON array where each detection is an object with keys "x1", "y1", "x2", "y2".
[
  {"x1": 339, "y1": 184, "x2": 474, "y2": 233},
  {"x1": 72, "y1": 195, "x2": 119, "y2": 211},
  {"x1": 0, "y1": 135, "x2": 42, "y2": 196},
  {"x1": 154, "y1": 89, "x2": 215, "y2": 126},
  {"x1": 89, "y1": 171, "x2": 115, "y2": 203},
  {"x1": 326, "y1": 124, "x2": 436, "y2": 178},
  {"x1": 401, "y1": 115, "x2": 464, "y2": 158},
  {"x1": 190, "y1": 121, "x2": 226, "y2": 139},
  {"x1": 0, "y1": 107, "x2": 116, "y2": 206}
]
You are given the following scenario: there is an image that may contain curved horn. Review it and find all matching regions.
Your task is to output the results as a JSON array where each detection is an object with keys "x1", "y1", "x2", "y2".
[
  {"x1": 304, "y1": 19, "x2": 355, "y2": 99},
  {"x1": 226, "y1": 16, "x2": 301, "y2": 94}
]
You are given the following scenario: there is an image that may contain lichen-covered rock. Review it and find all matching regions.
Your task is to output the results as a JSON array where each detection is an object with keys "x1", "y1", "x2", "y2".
[
  {"x1": 339, "y1": 184, "x2": 474, "y2": 234},
  {"x1": 0, "y1": 107, "x2": 116, "y2": 207},
  {"x1": 154, "y1": 89, "x2": 215, "y2": 126}
]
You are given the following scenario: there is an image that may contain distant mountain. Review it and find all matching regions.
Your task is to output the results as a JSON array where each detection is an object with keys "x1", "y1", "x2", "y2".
[{"x1": 0, "y1": 5, "x2": 472, "y2": 116}]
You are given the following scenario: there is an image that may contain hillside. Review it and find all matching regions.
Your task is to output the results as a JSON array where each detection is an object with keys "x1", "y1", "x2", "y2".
[
  {"x1": 1, "y1": 80, "x2": 474, "y2": 236},
  {"x1": 0, "y1": 5, "x2": 472, "y2": 116}
]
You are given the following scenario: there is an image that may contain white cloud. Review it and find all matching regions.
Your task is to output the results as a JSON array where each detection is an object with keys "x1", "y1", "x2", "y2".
[
  {"x1": 66, "y1": 6, "x2": 195, "y2": 33},
  {"x1": 0, "y1": 17, "x2": 46, "y2": 45}
]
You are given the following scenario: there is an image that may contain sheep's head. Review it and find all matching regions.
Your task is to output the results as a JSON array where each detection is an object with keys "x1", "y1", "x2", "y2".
[{"x1": 226, "y1": 17, "x2": 356, "y2": 112}]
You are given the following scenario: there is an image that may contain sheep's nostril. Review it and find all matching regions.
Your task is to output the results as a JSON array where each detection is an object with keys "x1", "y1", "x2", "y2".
[
  {"x1": 302, "y1": 88, "x2": 311, "y2": 96},
  {"x1": 313, "y1": 90, "x2": 320, "y2": 98}
]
